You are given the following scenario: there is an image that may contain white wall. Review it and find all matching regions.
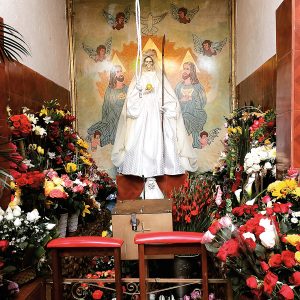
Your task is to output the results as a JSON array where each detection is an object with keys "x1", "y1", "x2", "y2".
[
  {"x1": 0, "y1": 0, "x2": 70, "y2": 89},
  {"x1": 236, "y1": 0, "x2": 284, "y2": 84}
]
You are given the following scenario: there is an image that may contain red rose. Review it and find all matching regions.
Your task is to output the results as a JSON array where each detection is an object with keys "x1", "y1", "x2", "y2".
[
  {"x1": 216, "y1": 238, "x2": 239, "y2": 262},
  {"x1": 232, "y1": 206, "x2": 244, "y2": 216},
  {"x1": 246, "y1": 276, "x2": 258, "y2": 289},
  {"x1": 281, "y1": 250, "x2": 296, "y2": 268},
  {"x1": 290, "y1": 272, "x2": 300, "y2": 286},
  {"x1": 268, "y1": 254, "x2": 282, "y2": 268},
  {"x1": 260, "y1": 261, "x2": 270, "y2": 273},
  {"x1": 67, "y1": 143, "x2": 75, "y2": 152},
  {"x1": 278, "y1": 284, "x2": 294, "y2": 300},
  {"x1": 92, "y1": 290, "x2": 103, "y2": 300},
  {"x1": 208, "y1": 221, "x2": 222, "y2": 235},
  {"x1": 263, "y1": 271, "x2": 278, "y2": 295}
]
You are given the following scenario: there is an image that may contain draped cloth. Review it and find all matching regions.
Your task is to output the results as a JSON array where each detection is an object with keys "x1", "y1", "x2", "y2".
[{"x1": 112, "y1": 70, "x2": 198, "y2": 178}]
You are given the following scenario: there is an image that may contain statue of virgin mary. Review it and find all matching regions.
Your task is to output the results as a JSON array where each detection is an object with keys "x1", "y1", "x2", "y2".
[{"x1": 112, "y1": 49, "x2": 197, "y2": 195}]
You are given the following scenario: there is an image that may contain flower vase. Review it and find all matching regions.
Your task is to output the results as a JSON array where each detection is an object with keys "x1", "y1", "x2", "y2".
[
  {"x1": 58, "y1": 212, "x2": 69, "y2": 237},
  {"x1": 68, "y1": 210, "x2": 80, "y2": 234},
  {"x1": 173, "y1": 255, "x2": 199, "y2": 299}
]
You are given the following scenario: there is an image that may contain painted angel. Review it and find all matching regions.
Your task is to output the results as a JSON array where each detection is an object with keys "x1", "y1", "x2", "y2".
[
  {"x1": 103, "y1": 6, "x2": 131, "y2": 30},
  {"x1": 193, "y1": 34, "x2": 227, "y2": 57},
  {"x1": 82, "y1": 37, "x2": 112, "y2": 62},
  {"x1": 199, "y1": 128, "x2": 221, "y2": 149},
  {"x1": 139, "y1": 12, "x2": 168, "y2": 35},
  {"x1": 170, "y1": 3, "x2": 199, "y2": 24}
]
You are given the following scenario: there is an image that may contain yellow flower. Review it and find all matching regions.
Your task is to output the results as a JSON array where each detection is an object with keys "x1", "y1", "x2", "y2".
[
  {"x1": 284, "y1": 179, "x2": 297, "y2": 190},
  {"x1": 296, "y1": 251, "x2": 300, "y2": 264},
  {"x1": 80, "y1": 156, "x2": 92, "y2": 166},
  {"x1": 56, "y1": 109, "x2": 65, "y2": 117},
  {"x1": 44, "y1": 180, "x2": 55, "y2": 196},
  {"x1": 65, "y1": 162, "x2": 77, "y2": 173},
  {"x1": 264, "y1": 139, "x2": 271, "y2": 145},
  {"x1": 267, "y1": 181, "x2": 281, "y2": 193},
  {"x1": 286, "y1": 234, "x2": 300, "y2": 247},
  {"x1": 101, "y1": 231, "x2": 108, "y2": 237},
  {"x1": 37, "y1": 146, "x2": 44, "y2": 155},
  {"x1": 52, "y1": 177, "x2": 64, "y2": 186},
  {"x1": 292, "y1": 187, "x2": 300, "y2": 197},
  {"x1": 77, "y1": 138, "x2": 89, "y2": 149},
  {"x1": 10, "y1": 181, "x2": 16, "y2": 189},
  {"x1": 39, "y1": 107, "x2": 48, "y2": 116},
  {"x1": 236, "y1": 126, "x2": 242, "y2": 134},
  {"x1": 82, "y1": 205, "x2": 91, "y2": 217}
]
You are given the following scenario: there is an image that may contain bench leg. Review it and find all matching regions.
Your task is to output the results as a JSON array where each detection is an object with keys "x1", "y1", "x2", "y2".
[
  {"x1": 51, "y1": 250, "x2": 63, "y2": 300},
  {"x1": 138, "y1": 244, "x2": 147, "y2": 300},
  {"x1": 114, "y1": 247, "x2": 123, "y2": 300}
]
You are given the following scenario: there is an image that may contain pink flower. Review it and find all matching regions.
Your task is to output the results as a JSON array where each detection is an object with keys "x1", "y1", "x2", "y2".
[{"x1": 49, "y1": 189, "x2": 68, "y2": 199}]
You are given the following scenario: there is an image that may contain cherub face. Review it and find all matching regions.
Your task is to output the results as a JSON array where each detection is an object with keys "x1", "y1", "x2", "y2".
[
  {"x1": 178, "y1": 11, "x2": 185, "y2": 18},
  {"x1": 98, "y1": 48, "x2": 106, "y2": 57},
  {"x1": 203, "y1": 43, "x2": 210, "y2": 51},
  {"x1": 117, "y1": 16, "x2": 125, "y2": 24}
]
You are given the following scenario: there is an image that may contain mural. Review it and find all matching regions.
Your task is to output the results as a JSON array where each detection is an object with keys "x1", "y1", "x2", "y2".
[{"x1": 73, "y1": 0, "x2": 231, "y2": 176}]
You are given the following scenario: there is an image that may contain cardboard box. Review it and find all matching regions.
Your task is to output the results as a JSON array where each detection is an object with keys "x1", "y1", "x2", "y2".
[{"x1": 112, "y1": 199, "x2": 173, "y2": 260}]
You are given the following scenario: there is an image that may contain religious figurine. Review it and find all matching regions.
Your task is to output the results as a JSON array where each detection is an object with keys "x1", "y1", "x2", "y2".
[
  {"x1": 87, "y1": 65, "x2": 128, "y2": 147},
  {"x1": 112, "y1": 49, "x2": 197, "y2": 198}
]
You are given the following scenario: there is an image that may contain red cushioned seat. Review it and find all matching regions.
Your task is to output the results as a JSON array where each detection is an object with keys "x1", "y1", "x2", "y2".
[
  {"x1": 47, "y1": 236, "x2": 123, "y2": 248},
  {"x1": 134, "y1": 231, "x2": 204, "y2": 245}
]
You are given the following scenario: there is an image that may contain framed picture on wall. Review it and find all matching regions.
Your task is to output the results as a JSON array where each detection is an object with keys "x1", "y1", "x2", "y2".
[{"x1": 67, "y1": 0, "x2": 236, "y2": 177}]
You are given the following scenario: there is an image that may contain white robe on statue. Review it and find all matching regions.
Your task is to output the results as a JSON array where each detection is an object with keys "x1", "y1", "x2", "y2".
[{"x1": 112, "y1": 70, "x2": 197, "y2": 178}]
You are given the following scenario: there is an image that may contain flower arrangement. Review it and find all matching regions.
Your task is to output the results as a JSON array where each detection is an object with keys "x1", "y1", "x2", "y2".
[
  {"x1": 202, "y1": 172, "x2": 300, "y2": 299},
  {"x1": 172, "y1": 173, "x2": 217, "y2": 232},
  {"x1": 0, "y1": 205, "x2": 56, "y2": 275}
]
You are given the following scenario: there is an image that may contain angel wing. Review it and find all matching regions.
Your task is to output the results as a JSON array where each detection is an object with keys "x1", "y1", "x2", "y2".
[
  {"x1": 102, "y1": 9, "x2": 115, "y2": 26},
  {"x1": 187, "y1": 6, "x2": 199, "y2": 20},
  {"x1": 170, "y1": 3, "x2": 179, "y2": 21},
  {"x1": 124, "y1": 5, "x2": 131, "y2": 23},
  {"x1": 105, "y1": 37, "x2": 112, "y2": 55},
  {"x1": 192, "y1": 34, "x2": 204, "y2": 55},
  {"x1": 82, "y1": 43, "x2": 97, "y2": 62},
  {"x1": 212, "y1": 38, "x2": 227, "y2": 54},
  {"x1": 152, "y1": 12, "x2": 168, "y2": 25},
  {"x1": 207, "y1": 128, "x2": 221, "y2": 145}
]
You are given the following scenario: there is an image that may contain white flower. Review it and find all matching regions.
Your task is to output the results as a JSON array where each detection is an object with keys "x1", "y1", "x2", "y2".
[
  {"x1": 291, "y1": 217, "x2": 298, "y2": 224},
  {"x1": 259, "y1": 231, "x2": 276, "y2": 248},
  {"x1": 22, "y1": 107, "x2": 30, "y2": 113},
  {"x1": 43, "y1": 116, "x2": 53, "y2": 124},
  {"x1": 12, "y1": 206, "x2": 22, "y2": 217},
  {"x1": 47, "y1": 152, "x2": 56, "y2": 159},
  {"x1": 22, "y1": 159, "x2": 35, "y2": 168},
  {"x1": 242, "y1": 232, "x2": 256, "y2": 242},
  {"x1": 246, "y1": 198, "x2": 256, "y2": 205},
  {"x1": 0, "y1": 207, "x2": 5, "y2": 216},
  {"x1": 0, "y1": 215, "x2": 3, "y2": 222},
  {"x1": 5, "y1": 213, "x2": 14, "y2": 220},
  {"x1": 234, "y1": 189, "x2": 242, "y2": 202},
  {"x1": 32, "y1": 125, "x2": 47, "y2": 136},
  {"x1": 269, "y1": 147, "x2": 276, "y2": 159},
  {"x1": 252, "y1": 164, "x2": 261, "y2": 172},
  {"x1": 45, "y1": 223, "x2": 56, "y2": 230},
  {"x1": 259, "y1": 218, "x2": 274, "y2": 231},
  {"x1": 26, "y1": 113, "x2": 38, "y2": 124},
  {"x1": 14, "y1": 218, "x2": 22, "y2": 227},
  {"x1": 264, "y1": 162, "x2": 272, "y2": 170},
  {"x1": 26, "y1": 209, "x2": 40, "y2": 222}
]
